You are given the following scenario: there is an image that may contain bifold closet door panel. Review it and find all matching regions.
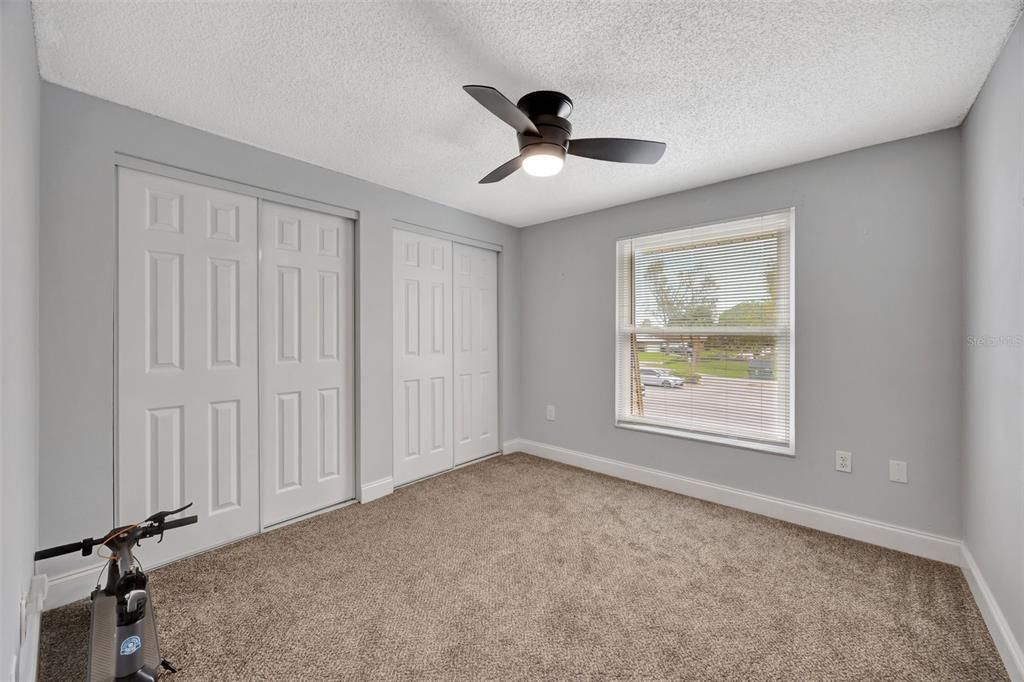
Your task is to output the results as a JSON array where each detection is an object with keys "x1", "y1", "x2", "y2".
[
  {"x1": 393, "y1": 229, "x2": 454, "y2": 485},
  {"x1": 453, "y1": 244, "x2": 499, "y2": 464},
  {"x1": 117, "y1": 168, "x2": 260, "y2": 568},
  {"x1": 260, "y1": 201, "x2": 355, "y2": 526}
]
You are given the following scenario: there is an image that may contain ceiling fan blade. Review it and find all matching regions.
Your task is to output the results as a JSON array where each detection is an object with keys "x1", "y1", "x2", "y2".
[
  {"x1": 567, "y1": 138, "x2": 666, "y2": 164},
  {"x1": 463, "y1": 85, "x2": 540, "y2": 137},
  {"x1": 478, "y1": 156, "x2": 522, "y2": 184}
]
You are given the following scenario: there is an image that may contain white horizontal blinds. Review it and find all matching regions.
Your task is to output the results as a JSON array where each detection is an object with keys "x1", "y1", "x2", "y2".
[{"x1": 615, "y1": 210, "x2": 793, "y2": 451}]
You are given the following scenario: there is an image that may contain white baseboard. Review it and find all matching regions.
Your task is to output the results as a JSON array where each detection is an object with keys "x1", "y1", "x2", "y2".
[
  {"x1": 502, "y1": 438, "x2": 526, "y2": 454},
  {"x1": 515, "y1": 438, "x2": 962, "y2": 565},
  {"x1": 34, "y1": 440, "x2": 1020, "y2": 680},
  {"x1": 42, "y1": 562, "x2": 103, "y2": 610},
  {"x1": 360, "y1": 476, "x2": 394, "y2": 504},
  {"x1": 961, "y1": 545, "x2": 1024, "y2": 681},
  {"x1": 16, "y1": 575, "x2": 47, "y2": 681}
]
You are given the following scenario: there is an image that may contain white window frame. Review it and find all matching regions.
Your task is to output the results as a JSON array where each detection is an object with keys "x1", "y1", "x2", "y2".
[{"x1": 614, "y1": 208, "x2": 795, "y2": 456}]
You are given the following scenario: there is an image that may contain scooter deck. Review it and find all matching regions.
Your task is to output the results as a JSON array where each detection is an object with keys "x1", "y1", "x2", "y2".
[{"x1": 88, "y1": 591, "x2": 161, "y2": 681}]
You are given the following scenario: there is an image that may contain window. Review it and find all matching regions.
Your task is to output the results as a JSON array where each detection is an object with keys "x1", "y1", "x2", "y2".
[{"x1": 615, "y1": 209, "x2": 794, "y2": 454}]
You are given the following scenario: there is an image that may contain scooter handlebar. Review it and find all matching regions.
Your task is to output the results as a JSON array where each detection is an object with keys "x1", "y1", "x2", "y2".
[
  {"x1": 35, "y1": 513, "x2": 198, "y2": 561},
  {"x1": 155, "y1": 515, "x2": 198, "y2": 532},
  {"x1": 34, "y1": 540, "x2": 88, "y2": 561}
]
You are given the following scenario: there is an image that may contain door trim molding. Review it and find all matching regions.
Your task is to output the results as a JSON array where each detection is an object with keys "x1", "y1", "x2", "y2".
[
  {"x1": 114, "y1": 153, "x2": 359, "y2": 221},
  {"x1": 392, "y1": 218, "x2": 503, "y2": 252}
]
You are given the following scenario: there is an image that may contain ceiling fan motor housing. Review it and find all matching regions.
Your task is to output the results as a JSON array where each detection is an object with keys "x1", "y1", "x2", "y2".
[{"x1": 516, "y1": 90, "x2": 573, "y2": 155}]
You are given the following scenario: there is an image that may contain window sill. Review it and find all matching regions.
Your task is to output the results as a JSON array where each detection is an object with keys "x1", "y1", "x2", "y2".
[{"x1": 614, "y1": 419, "x2": 795, "y2": 457}]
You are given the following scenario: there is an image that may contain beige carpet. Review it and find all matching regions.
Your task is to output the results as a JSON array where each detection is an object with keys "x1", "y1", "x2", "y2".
[{"x1": 39, "y1": 453, "x2": 1005, "y2": 680}]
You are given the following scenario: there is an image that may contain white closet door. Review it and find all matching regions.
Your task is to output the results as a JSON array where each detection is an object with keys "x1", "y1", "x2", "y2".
[
  {"x1": 260, "y1": 201, "x2": 355, "y2": 526},
  {"x1": 117, "y1": 168, "x2": 259, "y2": 567},
  {"x1": 393, "y1": 229, "x2": 453, "y2": 485},
  {"x1": 453, "y1": 244, "x2": 499, "y2": 464}
]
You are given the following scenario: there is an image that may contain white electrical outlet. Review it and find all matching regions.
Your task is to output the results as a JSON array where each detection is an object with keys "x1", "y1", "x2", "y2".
[
  {"x1": 545, "y1": 405, "x2": 556, "y2": 421},
  {"x1": 835, "y1": 450, "x2": 852, "y2": 473},
  {"x1": 889, "y1": 460, "x2": 908, "y2": 483}
]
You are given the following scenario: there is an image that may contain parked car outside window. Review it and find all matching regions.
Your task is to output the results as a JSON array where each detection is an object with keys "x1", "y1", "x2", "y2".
[
  {"x1": 639, "y1": 367, "x2": 685, "y2": 388},
  {"x1": 748, "y1": 358, "x2": 774, "y2": 379}
]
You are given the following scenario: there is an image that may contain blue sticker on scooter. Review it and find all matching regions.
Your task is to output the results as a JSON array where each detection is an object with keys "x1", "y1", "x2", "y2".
[{"x1": 120, "y1": 636, "x2": 142, "y2": 656}]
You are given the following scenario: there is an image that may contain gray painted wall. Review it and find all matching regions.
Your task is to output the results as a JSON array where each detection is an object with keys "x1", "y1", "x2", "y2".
[
  {"x1": 962, "y1": 16, "x2": 1024, "y2": 654},
  {"x1": 38, "y1": 83, "x2": 521, "y2": 580},
  {"x1": 520, "y1": 129, "x2": 963, "y2": 537},
  {"x1": 0, "y1": 0, "x2": 40, "y2": 673}
]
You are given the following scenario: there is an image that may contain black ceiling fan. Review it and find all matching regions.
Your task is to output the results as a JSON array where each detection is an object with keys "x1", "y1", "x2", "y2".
[{"x1": 463, "y1": 85, "x2": 667, "y2": 184}]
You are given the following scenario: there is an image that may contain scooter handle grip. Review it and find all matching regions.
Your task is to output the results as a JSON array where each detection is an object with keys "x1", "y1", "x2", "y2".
[
  {"x1": 160, "y1": 515, "x2": 198, "y2": 531},
  {"x1": 34, "y1": 541, "x2": 85, "y2": 561}
]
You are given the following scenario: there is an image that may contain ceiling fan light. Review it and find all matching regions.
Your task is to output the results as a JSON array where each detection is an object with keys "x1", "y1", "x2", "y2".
[{"x1": 522, "y1": 146, "x2": 565, "y2": 177}]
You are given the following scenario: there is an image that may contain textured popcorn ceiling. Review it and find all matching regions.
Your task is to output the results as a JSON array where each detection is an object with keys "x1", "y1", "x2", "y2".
[{"x1": 32, "y1": 1, "x2": 1023, "y2": 227}]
